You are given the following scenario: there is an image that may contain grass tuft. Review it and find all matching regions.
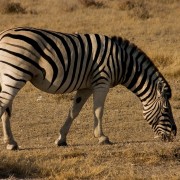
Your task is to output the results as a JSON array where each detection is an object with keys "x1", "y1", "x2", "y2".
[
  {"x1": 78, "y1": 0, "x2": 104, "y2": 8},
  {"x1": 61, "y1": 151, "x2": 87, "y2": 160},
  {"x1": 0, "y1": 155, "x2": 45, "y2": 179},
  {"x1": 118, "y1": 0, "x2": 136, "y2": 11},
  {"x1": 118, "y1": 0, "x2": 150, "y2": 20},
  {"x1": 60, "y1": 0, "x2": 79, "y2": 12},
  {"x1": 0, "y1": 1, "x2": 26, "y2": 14}
]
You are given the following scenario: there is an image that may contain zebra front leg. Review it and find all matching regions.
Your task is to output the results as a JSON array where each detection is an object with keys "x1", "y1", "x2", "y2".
[
  {"x1": 93, "y1": 88, "x2": 112, "y2": 145},
  {"x1": 2, "y1": 104, "x2": 18, "y2": 150},
  {"x1": 55, "y1": 89, "x2": 92, "y2": 146}
]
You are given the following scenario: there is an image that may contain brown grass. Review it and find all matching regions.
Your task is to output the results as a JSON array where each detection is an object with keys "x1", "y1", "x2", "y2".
[
  {"x1": 0, "y1": 0, "x2": 26, "y2": 14},
  {"x1": 0, "y1": 0, "x2": 179, "y2": 179},
  {"x1": 118, "y1": 0, "x2": 150, "y2": 20},
  {"x1": 78, "y1": 0, "x2": 104, "y2": 8}
]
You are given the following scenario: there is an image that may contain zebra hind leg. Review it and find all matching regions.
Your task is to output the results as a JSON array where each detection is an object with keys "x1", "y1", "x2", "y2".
[
  {"x1": 55, "y1": 89, "x2": 92, "y2": 146},
  {"x1": 0, "y1": 75, "x2": 27, "y2": 150},
  {"x1": 93, "y1": 87, "x2": 112, "y2": 145},
  {"x1": 2, "y1": 104, "x2": 18, "y2": 150}
]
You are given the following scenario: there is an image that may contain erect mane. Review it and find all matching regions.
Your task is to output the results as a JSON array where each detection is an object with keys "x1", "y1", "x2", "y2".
[
  {"x1": 111, "y1": 36, "x2": 147, "y2": 58},
  {"x1": 111, "y1": 36, "x2": 172, "y2": 98}
]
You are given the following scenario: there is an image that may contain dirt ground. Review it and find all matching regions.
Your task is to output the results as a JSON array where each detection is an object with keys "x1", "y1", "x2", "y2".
[{"x1": 0, "y1": 0, "x2": 179, "y2": 179}]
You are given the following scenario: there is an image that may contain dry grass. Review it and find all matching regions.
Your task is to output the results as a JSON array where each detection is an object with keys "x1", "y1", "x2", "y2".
[
  {"x1": 1, "y1": 82, "x2": 179, "y2": 179},
  {"x1": 0, "y1": 143, "x2": 179, "y2": 179},
  {"x1": 118, "y1": 0, "x2": 150, "y2": 20},
  {"x1": 0, "y1": 0, "x2": 179, "y2": 179},
  {"x1": 78, "y1": 0, "x2": 104, "y2": 8},
  {"x1": 0, "y1": 0, "x2": 26, "y2": 14}
]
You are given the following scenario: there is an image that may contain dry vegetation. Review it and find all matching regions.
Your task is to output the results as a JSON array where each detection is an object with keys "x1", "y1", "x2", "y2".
[{"x1": 0, "y1": 0, "x2": 179, "y2": 179}]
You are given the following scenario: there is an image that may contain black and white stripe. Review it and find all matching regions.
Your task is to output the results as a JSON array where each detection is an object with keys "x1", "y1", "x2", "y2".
[
  {"x1": 111, "y1": 36, "x2": 176, "y2": 141},
  {"x1": 0, "y1": 27, "x2": 176, "y2": 150}
]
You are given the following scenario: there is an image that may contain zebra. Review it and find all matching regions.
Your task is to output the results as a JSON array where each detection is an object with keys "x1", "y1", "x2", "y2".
[{"x1": 0, "y1": 27, "x2": 177, "y2": 150}]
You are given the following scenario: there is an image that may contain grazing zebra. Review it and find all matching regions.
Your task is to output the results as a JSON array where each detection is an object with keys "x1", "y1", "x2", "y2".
[{"x1": 0, "y1": 27, "x2": 177, "y2": 150}]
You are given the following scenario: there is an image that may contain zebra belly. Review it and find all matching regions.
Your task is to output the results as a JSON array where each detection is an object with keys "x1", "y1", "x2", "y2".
[{"x1": 30, "y1": 75, "x2": 91, "y2": 94}]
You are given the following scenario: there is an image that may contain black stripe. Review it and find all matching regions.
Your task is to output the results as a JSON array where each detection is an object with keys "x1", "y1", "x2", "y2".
[
  {"x1": 148, "y1": 106, "x2": 160, "y2": 121},
  {"x1": 92, "y1": 76, "x2": 109, "y2": 86},
  {"x1": 5, "y1": 84, "x2": 20, "y2": 90},
  {"x1": 137, "y1": 69, "x2": 156, "y2": 98},
  {"x1": 1, "y1": 91, "x2": 14, "y2": 96},
  {"x1": 6, "y1": 107, "x2": 11, "y2": 116},
  {"x1": 111, "y1": 53, "x2": 117, "y2": 84},
  {"x1": 92, "y1": 38, "x2": 112, "y2": 83},
  {"x1": 123, "y1": 56, "x2": 134, "y2": 84},
  {"x1": 106, "y1": 41, "x2": 115, "y2": 84},
  {"x1": 122, "y1": 48, "x2": 128, "y2": 81},
  {"x1": 126, "y1": 53, "x2": 144, "y2": 90},
  {"x1": 140, "y1": 77, "x2": 158, "y2": 102},
  {"x1": 82, "y1": 34, "x2": 93, "y2": 87},
  {"x1": 117, "y1": 47, "x2": 124, "y2": 83},
  {"x1": 123, "y1": 47, "x2": 137, "y2": 84},
  {"x1": 86, "y1": 34, "x2": 101, "y2": 81},
  {"x1": 63, "y1": 35, "x2": 79, "y2": 92},
  {"x1": 0, "y1": 96, "x2": 9, "y2": 100},
  {"x1": 37, "y1": 30, "x2": 72, "y2": 84},
  {"x1": 71, "y1": 34, "x2": 85, "y2": 91},
  {"x1": 131, "y1": 57, "x2": 151, "y2": 93},
  {"x1": 114, "y1": 44, "x2": 120, "y2": 84},
  {"x1": 4, "y1": 42, "x2": 39, "y2": 59},
  {"x1": 0, "y1": 48, "x2": 43, "y2": 72},
  {"x1": 157, "y1": 126, "x2": 171, "y2": 132},
  {"x1": 88, "y1": 36, "x2": 110, "y2": 86},
  {"x1": 45, "y1": 34, "x2": 72, "y2": 92},
  {"x1": 102, "y1": 69, "x2": 110, "y2": 79},
  {"x1": 3, "y1": 33, "x2": 58, "y2": 87},
  {"x1": 107, "y1": 58, "x2": 113, "y2": 81},
  {"x1": 120, "y1": 45, "x2": 128, "y2": 83},
  {"x1": 15, "y1": 28, "x2": 66, "y2": 72},
  {"x1": 4, "y1": 73, "x2": 26, "y2": 83},
  {"x1": 0, "y1": 61, "x2": 33, "y2": 77},
  {"x1": 92, "y1": 36, "x2": 109, "y2": 77}
]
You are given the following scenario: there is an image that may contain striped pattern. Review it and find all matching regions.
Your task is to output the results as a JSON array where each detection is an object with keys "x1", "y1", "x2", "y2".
[
  {"x1": 0, "y1": 27, "x2": 177, "y2": 150},
  {"x1": 111, "y1": 37, "x2": 176, "y2": 140},
  {"x1": 1, "y1": 28, "x2": 114, "y2": 93}
]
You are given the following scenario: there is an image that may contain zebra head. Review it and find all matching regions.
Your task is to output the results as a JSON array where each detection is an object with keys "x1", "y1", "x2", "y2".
[{"x1": 143, "y1": 78, "x2": 177, "y2": 142}]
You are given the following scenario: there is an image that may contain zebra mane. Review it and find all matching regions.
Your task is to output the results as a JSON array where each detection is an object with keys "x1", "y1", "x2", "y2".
[
  {"x1": 111, "y1": 36, "x2": 147, "y2": 57},
  {"x1": 111, "y1": 36, "x2": 172, "y2": 98}
]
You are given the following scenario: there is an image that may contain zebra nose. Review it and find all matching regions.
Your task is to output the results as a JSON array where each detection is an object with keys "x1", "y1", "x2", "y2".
[{"x1": 172, "y1": 124, "x2": 177, "y2": 136}]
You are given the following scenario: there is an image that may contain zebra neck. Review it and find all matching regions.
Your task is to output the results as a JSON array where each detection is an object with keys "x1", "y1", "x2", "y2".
[
  {"x1": 120, "y1": 52, "x2": 160, "y2": 106},
  {"x1": 111, "y1": 36, "x2": 163, "y2": 107}
]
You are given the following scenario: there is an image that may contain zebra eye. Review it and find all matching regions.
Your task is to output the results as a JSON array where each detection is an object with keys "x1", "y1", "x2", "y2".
[
  {"x1": 157, "y1": 81, "x2": 163, "y2": 94},
  {"x1": 163, "y1": 106, "x2": 169, "y2": 112}
]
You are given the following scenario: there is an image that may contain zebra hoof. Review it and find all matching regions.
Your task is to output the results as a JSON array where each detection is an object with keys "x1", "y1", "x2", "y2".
[
  {"x1": 98, "y1": 136, "x2": 113, "y2": 145},
  {"x1": 55, "y1": 139, "x2": 68, "y2": 146},
  {"x1": 6, "y1": 143, "x2": 19, "y2": 150}
]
